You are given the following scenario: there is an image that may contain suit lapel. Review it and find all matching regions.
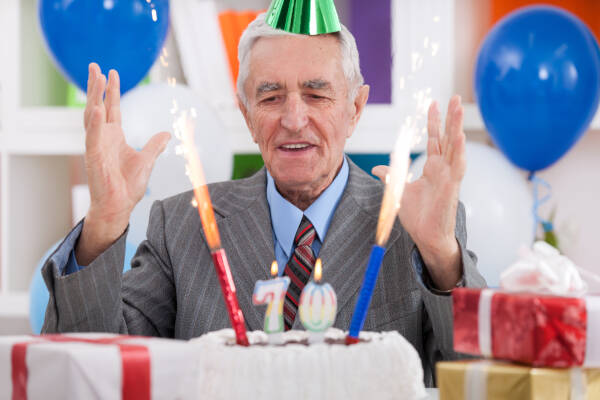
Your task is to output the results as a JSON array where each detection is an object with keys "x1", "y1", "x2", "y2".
[
  {"x1": 212, "y1": 169, "x2": 275, "y2": 331},
  {"x1": 318, "y1": 160, "x2": 404, "y2": 318}
]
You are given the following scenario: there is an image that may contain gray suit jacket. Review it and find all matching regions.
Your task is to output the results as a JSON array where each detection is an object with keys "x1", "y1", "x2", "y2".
[{"x1": 42, "y1": 159, "x2": 485, "y2": 386}]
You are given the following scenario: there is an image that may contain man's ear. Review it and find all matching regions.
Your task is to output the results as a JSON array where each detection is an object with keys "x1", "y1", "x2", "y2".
[
  {"x1": 348, "y1": 84, "x2": 370, "y2": 137},
  {"x1": 237, "y1": 94, "x2": 257, "y2": 143}
]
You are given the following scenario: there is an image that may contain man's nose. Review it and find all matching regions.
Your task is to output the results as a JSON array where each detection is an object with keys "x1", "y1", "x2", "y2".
[{"x1": 281, "y1": 94, "x2": 308, "y2": 133}]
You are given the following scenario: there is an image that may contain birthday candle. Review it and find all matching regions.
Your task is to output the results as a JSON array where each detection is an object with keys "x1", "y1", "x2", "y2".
[
  {"x1": 299, "y1": 258, "x2": 337, "y2": 344},
  {"x1": 253, "y1": 261, "x2": 290, "y2": 345}
]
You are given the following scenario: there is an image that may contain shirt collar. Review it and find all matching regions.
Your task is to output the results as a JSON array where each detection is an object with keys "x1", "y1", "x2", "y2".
[{"x1": 266, "y1": 156, "x2": 349, "y2": 259}]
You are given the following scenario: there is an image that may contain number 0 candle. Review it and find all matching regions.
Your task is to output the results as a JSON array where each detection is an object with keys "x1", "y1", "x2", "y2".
[{"x1": 299, "y1": 258, "x2": 337, "y2": 344}]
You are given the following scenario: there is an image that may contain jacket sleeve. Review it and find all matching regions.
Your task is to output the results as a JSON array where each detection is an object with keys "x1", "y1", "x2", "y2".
[
  {"x1": 410, "y1": 202, "x2": 487, "y2": 382},
  {"x1": 41, "y1": 201, "x2": 176, "y2": 337}
]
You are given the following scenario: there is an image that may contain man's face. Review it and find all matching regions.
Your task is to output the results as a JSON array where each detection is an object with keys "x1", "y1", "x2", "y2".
[{"x1": 240, "y1": 34, "x2": 368, "y2": 194}]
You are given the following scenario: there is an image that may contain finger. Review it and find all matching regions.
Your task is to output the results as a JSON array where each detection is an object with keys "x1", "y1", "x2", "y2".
[
  {"x1": 86, "y1": 63, "x2": 97, "y2": 98},
  {"x1": 449, "y1": 120, "x2": 467, "y2": 180},
  {"x1": 371, "y1": 165, "x2": 389, "y2": 182},
  {"x1": 86, "y1": 106, "x2": 106, "y2": 151},
  {"x1": 426, "y1": 101, "x2": 442, "y2": 157},
  {"x1": 105, "y1": 70, "x2": 122, "y2": 125},
  {"x1": 446, "y1": 97, "x2": 464, "y2": 163},
  {"x1": 90, "y1": 64, "x2": 105, "y2": 106},
  {"x1": 86, "y1": 72, "x2": 107, "y2": 131},
  {"x1": 85, "y1": 74, "x2": 107, "y2": 131},
  {"x1": 91, "y1": 72, "x2": 107, "y2": 109},
  {"x1": 141, "y1": 132, "x2": 171, "y2": 163},
  {"x1": 442, "y1": 95, "x2": 460, "y2": 155},
  {"x1": 84, "y1": 63, "x2": 99, "y2": 128}
]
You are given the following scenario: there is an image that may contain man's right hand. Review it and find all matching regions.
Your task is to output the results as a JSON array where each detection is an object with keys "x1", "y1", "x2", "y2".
[{"x1": 75, "y1": 63, "x2": 170, "y2": 266}]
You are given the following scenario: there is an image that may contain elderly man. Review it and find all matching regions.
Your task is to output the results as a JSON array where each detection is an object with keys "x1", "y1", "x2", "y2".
[{"x1": 42, "y1": 13, "x2": 485, "y2": 385}]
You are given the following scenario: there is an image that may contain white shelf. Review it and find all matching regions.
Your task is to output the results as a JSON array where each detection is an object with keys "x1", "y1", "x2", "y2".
[
  {"x1": 0, "y1": 292, "x2": 28, "y2": 318},
  {"x1": 462, "y1": 103, "x2": 484, "y2": 132},
  {"x1": 1, "y1": 107, "x2": 84, "y2": 154},
  {"x1": 0, "y1": 292, "x2": 31, "y2": 335}
]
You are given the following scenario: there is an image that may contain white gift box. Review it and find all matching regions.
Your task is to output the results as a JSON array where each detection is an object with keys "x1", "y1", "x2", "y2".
[{"x1": 0, "y1": 334, "x2": 196, "y2": 400}]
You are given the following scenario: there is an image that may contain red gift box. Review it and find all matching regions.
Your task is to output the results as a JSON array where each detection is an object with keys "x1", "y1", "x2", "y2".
[{"x1": 453, "y1": 288, "x2": 590, "y2": 367}]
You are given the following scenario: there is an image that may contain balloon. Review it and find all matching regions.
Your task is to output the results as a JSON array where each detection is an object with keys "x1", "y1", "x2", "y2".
[
  {"x1": 120, "y1": 83, "x2": 233, "y2": 247},
  {"x1": 475, "y1": 6, "x2": 600, "y2": 171},
  {"x1": 38, "y1": 0, "x2": 169, "y2": 94},
  {"x1": 409, "y1": 143, "x2": 535, "y2": 287},
  {"x1": 29, "y1": 241, "x2": 137, "y2": 334}
]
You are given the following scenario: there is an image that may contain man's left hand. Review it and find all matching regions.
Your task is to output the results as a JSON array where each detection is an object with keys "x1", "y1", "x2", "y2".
[{"x1": 372, "y1": 95, "x2": 466, "y2": 291}]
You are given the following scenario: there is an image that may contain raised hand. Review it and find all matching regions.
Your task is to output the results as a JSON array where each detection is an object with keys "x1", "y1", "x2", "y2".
[
  {"x1": 76, "y1": 63, "x2": 170, "y2": 265},
  {"x1": 373, "y1": 95, "x2": 466, "y2": 290}
]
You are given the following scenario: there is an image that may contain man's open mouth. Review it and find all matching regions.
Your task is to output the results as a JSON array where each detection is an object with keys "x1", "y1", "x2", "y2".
[{"x1": 279, "y1": 143, "x2": 314, "y2": 151}]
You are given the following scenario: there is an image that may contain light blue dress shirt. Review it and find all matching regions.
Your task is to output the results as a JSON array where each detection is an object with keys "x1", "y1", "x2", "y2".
[{"x1": 266, "y1": 157, "x2": 349, "y2": 276}]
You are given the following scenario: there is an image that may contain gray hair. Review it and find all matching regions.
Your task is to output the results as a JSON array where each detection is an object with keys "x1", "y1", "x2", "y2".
[{"x1": 236, "y1": 13, "x2": 364, "y2": 107}]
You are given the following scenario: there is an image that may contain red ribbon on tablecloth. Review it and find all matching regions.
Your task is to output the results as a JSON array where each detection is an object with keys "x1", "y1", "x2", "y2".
[{"x1": 11, "y1": 335, "x2": 151, "y2": 400}]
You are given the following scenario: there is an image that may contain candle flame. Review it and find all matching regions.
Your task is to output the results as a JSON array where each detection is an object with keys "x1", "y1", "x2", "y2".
[
  {"x1": 271, "y1": 261, "x2": 278, "y2": 277},
  {"x1": 314, "y1": 258, "x2": 322, "y2": 282},
  {"x1": 174, "y1": 111, "x2": 221, "y2": 250}
]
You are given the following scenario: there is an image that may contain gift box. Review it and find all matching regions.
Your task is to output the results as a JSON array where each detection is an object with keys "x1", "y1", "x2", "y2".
[
  {"x1": 0, "y1": 333, "x2": 195, "y2": 400},
  {"x1": 437, "y1": 360, "x2": 600, "y2": 400},
  {"x1": 453, "y1": 288, "x2": 600, "y2": 367}
]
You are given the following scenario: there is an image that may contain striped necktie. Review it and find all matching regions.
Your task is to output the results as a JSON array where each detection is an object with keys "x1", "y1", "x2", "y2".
[{"x1": 283, "y1": 215, "x2": 316, "y2": 330}]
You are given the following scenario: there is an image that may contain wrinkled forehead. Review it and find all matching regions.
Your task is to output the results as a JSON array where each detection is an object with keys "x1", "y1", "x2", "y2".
[{"x1": 246, "y1": 34, "x2": 346, "y2": 93}]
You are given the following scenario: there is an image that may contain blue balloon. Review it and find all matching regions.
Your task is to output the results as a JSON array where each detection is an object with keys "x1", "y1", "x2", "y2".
[
  {"x1": 38, "y1": 0, "x2": 169, "y2": 94},
  {"x1": 29, "y1": 241, "x2": 138, "y2": 334},
  {"x1": 475, "y1": 6, "x2": 600, "y2": 171}
]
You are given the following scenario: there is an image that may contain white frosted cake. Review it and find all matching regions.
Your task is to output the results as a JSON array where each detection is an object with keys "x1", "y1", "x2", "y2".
[{"x1": 180, "y1": 328, "x2": 426, "y2": 400}]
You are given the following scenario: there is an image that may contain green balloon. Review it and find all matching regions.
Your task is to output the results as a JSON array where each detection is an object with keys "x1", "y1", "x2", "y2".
[{"x1": 266, "y1": 0, "x2": 341, "y2": 35}]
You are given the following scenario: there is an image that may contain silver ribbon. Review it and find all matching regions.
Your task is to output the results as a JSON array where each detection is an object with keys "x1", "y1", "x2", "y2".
[
  {"x1": 477, "y1": 289, "x2": 494, "y2": 358},
  {"x1": 465, "y1": 361, "x2": 492, "y2": 400}
]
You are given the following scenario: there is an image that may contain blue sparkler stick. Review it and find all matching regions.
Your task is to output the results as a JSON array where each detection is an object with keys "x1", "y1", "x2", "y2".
[{"x1": 346, "y1": 244, "x2": 386, "y2": 343}]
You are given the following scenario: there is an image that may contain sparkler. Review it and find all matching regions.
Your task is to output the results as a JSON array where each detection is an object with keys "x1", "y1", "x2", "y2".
[
  {"x1": 346, "y1": 127, "x2": 414, "y2": 344},
  {"x1": 174, "y1": 111, "x2": 249, "y2": 346}
]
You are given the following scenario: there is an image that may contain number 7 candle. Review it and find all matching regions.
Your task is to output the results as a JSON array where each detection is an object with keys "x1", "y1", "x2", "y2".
[
  {"x1": 253, "y1": 261, "x2": 290, "y2": 345},
  {"x1": 346, "y1": 128, "x2": 414, "y2": 344}
]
